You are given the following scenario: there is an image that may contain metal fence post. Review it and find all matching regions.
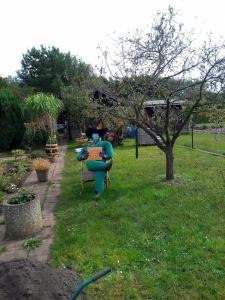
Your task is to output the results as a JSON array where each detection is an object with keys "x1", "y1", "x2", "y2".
[{"x1": 135, "y1": 127, "x2": 139, "y2": 159}]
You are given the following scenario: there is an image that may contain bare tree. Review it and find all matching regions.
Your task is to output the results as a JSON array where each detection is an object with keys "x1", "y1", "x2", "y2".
[{"x1": 100, "y1": 7, "x2": 225, "y2": 180}]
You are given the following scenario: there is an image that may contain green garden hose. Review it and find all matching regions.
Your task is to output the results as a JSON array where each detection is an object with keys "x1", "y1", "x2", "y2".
[{"x1": 69, "y1": 267, "x2": 111, "y2": 300}]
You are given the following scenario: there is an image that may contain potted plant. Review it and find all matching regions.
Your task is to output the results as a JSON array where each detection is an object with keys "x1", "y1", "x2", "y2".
[
  {"x1": 23, "y1": 93, "x2": 63, "y2": 152},
  {"x1": 4, "y1": 189, "x2": 43, "y2": 239},
  {"x1": 32, "y1": 158, "x2": 50, "y2": 182},
  {"x1": 45, "y1": 135, "x2": 59, "y2": 156}
]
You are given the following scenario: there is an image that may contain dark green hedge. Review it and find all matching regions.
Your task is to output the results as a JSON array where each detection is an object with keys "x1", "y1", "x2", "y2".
[
  {"x1": 0, "y1": 91, "x2": 25, "y2": 150},
  {"x1": 21, "y1": 127, "x2": 49, "y2": 149}
]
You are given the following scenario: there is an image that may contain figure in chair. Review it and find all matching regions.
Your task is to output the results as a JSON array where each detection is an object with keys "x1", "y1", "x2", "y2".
[{"x1": 77, "y1": 127, "x2": 113, "y2": 198}]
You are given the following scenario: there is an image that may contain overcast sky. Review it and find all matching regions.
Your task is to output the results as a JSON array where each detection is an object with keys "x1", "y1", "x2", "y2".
[{"x1": 1, "y1": 0, "x2": 225, "y2": 77}]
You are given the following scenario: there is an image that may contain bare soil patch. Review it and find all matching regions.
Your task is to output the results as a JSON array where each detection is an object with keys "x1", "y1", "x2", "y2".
[{"x1": 0, "y1": 258, "x2": 82, "y2": 300}]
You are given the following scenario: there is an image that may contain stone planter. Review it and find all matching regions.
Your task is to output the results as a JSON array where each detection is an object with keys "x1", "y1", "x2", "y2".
[
  {"x1": 4, "y1": 195, "x2": 43, "y2": 240},
  {"x1": 36, "y1": 169, "x2": 49, "y2": 182}
]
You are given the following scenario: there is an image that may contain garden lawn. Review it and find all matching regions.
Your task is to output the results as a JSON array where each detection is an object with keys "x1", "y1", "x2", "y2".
[
  {"x1": 195, "y1": 122, "x2": 225, "y2": 129},
  {"x1": 177, "y1": 132, "x2": 225, "y2": 155},
  {"x1": 51, "y1": 139, "x2": 225, "y2": 299}
]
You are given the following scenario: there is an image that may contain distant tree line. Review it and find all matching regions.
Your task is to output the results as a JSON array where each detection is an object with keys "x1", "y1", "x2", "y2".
[{"x1": 0, "y1": 45, "x2": 110, "y2": 149}]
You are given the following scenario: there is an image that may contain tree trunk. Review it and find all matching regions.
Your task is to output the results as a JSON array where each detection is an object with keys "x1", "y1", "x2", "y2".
[{"x1": 165, "y1": 145, "x2": 174, "y2": 180}]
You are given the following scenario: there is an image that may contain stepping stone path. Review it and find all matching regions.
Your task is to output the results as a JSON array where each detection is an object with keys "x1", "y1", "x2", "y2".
[{"x1": 0, "y1": 145, "x2": 67, "y2": 262}]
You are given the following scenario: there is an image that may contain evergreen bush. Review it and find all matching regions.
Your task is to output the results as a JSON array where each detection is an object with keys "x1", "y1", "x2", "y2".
[
  {"x1": 21, "y1": 127, "x2": 49, "y2": 148},
  {"x1": 0, "y1": 92, "x2": 25, "y2": 150}
]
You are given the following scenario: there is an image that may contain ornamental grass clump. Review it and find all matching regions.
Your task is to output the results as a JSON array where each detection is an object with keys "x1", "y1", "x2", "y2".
[
  {"x1": 32, "y1": 159, "x2": 50, "y2": 171},
  {"x1": 23, "y1": 93, "x2": 63, "y2": 138},
  {"x1": 32, "y1": 159, "x2": 50, "y2": 182}
]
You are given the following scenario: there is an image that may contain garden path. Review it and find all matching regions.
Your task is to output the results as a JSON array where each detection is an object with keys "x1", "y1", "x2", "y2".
[{"x1": 0, "y1": 145, "x2": 67, "y2": 262}]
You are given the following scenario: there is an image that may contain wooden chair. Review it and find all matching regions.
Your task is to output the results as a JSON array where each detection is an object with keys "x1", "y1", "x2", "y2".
[{"x1": 80, "y1": 161, "x2": 111, "y2": 191}]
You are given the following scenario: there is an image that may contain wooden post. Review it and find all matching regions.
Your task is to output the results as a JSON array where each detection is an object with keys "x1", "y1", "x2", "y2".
[{"x1": 135, "y1": 127, "x2": 139, "y2": 159}]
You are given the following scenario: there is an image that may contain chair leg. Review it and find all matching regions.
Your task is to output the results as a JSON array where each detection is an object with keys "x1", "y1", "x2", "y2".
[
  {"x1": 105, "y1": 175, "x2": 110, "y2": 189},
  {"x1": 82, "y1": 181, "x2": 85, "y2": 192}
]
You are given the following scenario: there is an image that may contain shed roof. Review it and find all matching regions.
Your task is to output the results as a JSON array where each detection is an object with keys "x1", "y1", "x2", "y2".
[{"x1": 144, "y1": 99, "x2": 183, "y2": 107}]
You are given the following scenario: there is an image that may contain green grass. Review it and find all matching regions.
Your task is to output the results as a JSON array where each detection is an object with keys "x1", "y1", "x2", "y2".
[
  {"x1": 0, "y1": 246, "x2": 7, "y2": 255},
  {"x1": 178, "y1": 132, "x2": 225, "y2": 155},
  {"x1": 51, "y1": 139, "x2": 225, "y2": 299},
  {"x1": 195, "y1": 122, "x2": 225, "y2": 128},
  {"x1": 0, "y1": 191, "x2": 6, "y2": 203}
]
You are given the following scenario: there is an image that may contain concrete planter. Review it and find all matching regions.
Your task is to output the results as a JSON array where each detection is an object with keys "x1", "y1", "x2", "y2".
[{"x1": 4, "y1": 195, "x2": 43, "y2": 240}]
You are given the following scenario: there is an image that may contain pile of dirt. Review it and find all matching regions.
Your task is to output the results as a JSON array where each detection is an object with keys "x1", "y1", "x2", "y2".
[{"x1": 0, "y1": 258, "x2": 83, "y2": 300}]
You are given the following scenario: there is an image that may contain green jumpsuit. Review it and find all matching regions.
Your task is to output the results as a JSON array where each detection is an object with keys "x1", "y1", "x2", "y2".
[{"x1": 77, "y1": 140, "x2": 113, "y2": 193}]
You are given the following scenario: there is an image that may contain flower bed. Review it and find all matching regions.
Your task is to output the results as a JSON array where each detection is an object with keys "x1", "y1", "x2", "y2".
[{"x1": 0, "y1": 159, "x2": 32, "y2": 214}]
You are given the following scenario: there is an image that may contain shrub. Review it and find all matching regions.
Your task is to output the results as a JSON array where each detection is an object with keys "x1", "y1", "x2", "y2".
[
  {"x1": 0, "y1": 160, "x2": 31, "y2": 192},
  {"x1": 14, "y1": 161, "x2": 32, "y2": 173},
  {"x1": 30, "y1": 150, "x2": 48, "y2": 159},
  {"x1": 21, "y1": 126, "x2": 49, "y2": 148},
  {"x1": 11, "y1": 149, "x2": 25, "y2": 161},
  {"x1": 23, "y1": 238, "x2": 42, "y2": 257},
  {"x1": 0, "y1": 191, "x2": 5, "y2": 203},
  {"x1": 47, "y1": 135, "x2": 57, "y2": 144},
  {"x1": 9, "y1": 189, "x2": 35, "y2": 205},
  {"x1": 0, "y1": 91, "x2": 25, "y2": 150},
  {"x1": 11, "y1": 161, "x2": 32, "y2": 186},
  {"x1": 4, "y1": 183, "x2": 18, "y2": 194},
  {"x1": 0, "y1": 175, "x2": 13, "y2": 193}
]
